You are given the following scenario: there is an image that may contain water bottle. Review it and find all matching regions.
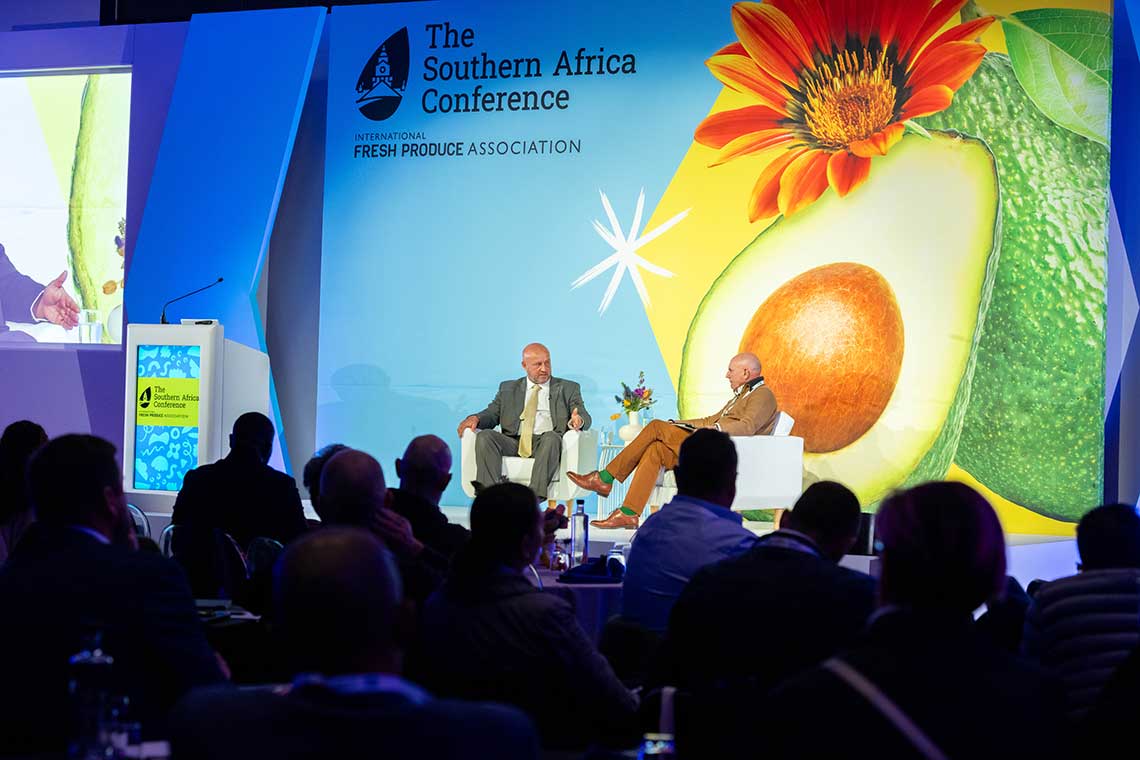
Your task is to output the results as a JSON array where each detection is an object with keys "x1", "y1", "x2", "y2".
[
  {"x1": 68, "y1": 630, "x2": 117, "y2": 759},
  {"x1": 569, "y1": 499, "x2": 588, "y2": 566}
]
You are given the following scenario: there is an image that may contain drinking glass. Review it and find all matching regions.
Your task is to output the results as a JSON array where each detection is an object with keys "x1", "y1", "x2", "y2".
[{"x1": 77, "y1": 310, "x2": 102, "y2": 344}]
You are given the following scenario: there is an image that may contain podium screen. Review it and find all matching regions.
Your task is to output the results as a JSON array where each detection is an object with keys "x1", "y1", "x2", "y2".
[{"x1": 133, "y1": 344, "x2": 201, "y2": 491}]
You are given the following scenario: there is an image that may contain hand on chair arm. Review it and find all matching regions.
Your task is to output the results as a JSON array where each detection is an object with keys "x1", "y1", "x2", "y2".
[{"x1": 566, "y1": 385, "x2": 592, "y2": 430}]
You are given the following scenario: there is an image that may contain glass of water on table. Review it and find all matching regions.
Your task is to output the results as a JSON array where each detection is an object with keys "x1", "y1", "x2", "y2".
[{"x1": 77, "y1": 309, "x2": 102, "y2": 344}]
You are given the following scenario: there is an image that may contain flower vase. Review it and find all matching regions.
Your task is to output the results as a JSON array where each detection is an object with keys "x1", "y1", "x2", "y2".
[{"x1": 618, "y1": 410, "x2": 643, "y2": 443}]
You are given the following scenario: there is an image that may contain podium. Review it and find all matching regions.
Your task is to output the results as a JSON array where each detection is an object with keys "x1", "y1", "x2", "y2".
[{"x1": 122, "y1": 321, "x2": 270, "y2": 513}]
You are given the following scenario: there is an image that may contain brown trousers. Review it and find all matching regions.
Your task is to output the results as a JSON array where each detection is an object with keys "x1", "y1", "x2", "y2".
[{"x1": 605, "y1": 419, "x2": 692, "y2": 515}]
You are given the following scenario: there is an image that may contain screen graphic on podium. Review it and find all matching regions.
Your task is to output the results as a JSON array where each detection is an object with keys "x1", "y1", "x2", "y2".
[
  {"x1": 0, "y1": 71, "x2": 130, "y2": 346},
  {"x1": 134, "y1": 344, "x2": 201, "y2": 491}
]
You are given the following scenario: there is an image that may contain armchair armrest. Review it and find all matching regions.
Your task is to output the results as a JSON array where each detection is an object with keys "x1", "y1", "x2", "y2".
[{"x1": 460, "y1": 428, "x2": 479, "y2": 498}]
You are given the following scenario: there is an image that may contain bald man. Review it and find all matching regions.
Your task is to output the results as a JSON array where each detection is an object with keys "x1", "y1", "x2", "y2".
[
  {"x1": 570, "y1": 353, "x2": 778, "y2": 529},
  {"x1": 389, "y1": 435, "x2": 471, "y2": 560},
  {"x1": 457, "y1": 343, "x2": 591, "y2": 500}
]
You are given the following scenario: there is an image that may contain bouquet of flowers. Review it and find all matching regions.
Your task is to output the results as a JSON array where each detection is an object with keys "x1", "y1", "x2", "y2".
[{"x1": 611, "y1": 371, "x2": 655, "y2": 420}]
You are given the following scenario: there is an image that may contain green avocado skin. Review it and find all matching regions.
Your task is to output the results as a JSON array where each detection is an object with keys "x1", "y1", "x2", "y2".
[{"x1": 919, "y1": 54, "x2": 1108, "y2": 521}]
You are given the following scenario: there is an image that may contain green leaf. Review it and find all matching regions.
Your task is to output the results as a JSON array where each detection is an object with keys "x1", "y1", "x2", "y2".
[
  {"x1": 1001, "y1": 9, "x2": 1111, "y2": 147},
  {"x1": 903, "y1": 120, "x2": 932, "y2": 139}
]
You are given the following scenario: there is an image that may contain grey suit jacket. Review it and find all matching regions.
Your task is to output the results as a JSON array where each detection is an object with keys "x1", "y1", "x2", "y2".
[{"x1": 474, "y1": 377, "x2": 591, "y2": 436}]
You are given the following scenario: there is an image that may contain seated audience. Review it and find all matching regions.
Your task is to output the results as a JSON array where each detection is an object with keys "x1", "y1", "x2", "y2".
[
  {"x1": 317, "y1": 448, "x2": 445, "y2": 604},
  {"x1": 0, "y1": 435, "x2": 224, "y2": 754},
  {"x1": 621, "y1": 429, "x2": 757, "y2": 633},
  {"x1": 389, "y1": 434, "x2": 470, "y2": 560},
  {"x1": 1022, "y1": 503, "x2": 1140, "y2": 722},
  {"x1": 172, "y1": 412, "x2": 307, "y2": 548},
  {"x1": 766, "y1": 482, "x2": 1065, "y2": 759},
  {"x1": 171, "y1": 528, "x2": 539, "y2": 759},
  {"x1": 414, "y1": 482, "x2": 637, "y2": 749},
  {"x1": 662, "y1": 481, "x2": 874, "y2": 691},
  {"x1": 301, "y1": 442, "x2": 348, "y2": 516},
  {"x1": 0, "y1": 419, "x2": 47, "y2": 563}
]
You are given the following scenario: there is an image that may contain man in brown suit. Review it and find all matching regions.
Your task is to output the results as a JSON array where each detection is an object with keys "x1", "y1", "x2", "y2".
[{"x1": 569, "y1": 352, "x2": 778, "y2": 529}]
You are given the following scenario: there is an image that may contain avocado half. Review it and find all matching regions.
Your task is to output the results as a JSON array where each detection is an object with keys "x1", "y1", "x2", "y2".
[
  {"x1": 678, "y1": 131, "x2": 1001, "y2": 507},
  {"x1": 920, "y1": 54, "x2": 1108, "y2": 521}
]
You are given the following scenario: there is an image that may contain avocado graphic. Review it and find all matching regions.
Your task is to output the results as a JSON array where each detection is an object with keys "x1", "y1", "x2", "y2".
[
  {"x1": 679, "y1": 131, "x2": 1000, "y2": 507},
  {"x1": 67, "y1": 73, "x2": 130, "y2": 341},
  {"x1": 919, "y1": 55, "x2": 1108, "y2": 521}
]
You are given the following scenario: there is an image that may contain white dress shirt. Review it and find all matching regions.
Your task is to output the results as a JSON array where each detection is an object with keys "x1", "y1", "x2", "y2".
[{"x1": 526, "y1": 380, "x2": 553, "y2": 435}]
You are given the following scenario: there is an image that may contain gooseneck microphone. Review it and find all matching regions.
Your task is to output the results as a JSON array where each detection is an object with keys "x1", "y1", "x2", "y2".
[{"x1": 159, "y1": 277, "x2": 224, "y2": 324}]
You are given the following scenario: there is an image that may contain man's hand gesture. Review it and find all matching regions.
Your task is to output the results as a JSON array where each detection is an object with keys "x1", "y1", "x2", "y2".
[
  {"x1": 33, "y1": 271, "x2": 80, "y2": 329},
  {"x1": 568, "y1": 407, "x2": 584, "y2": 431}
]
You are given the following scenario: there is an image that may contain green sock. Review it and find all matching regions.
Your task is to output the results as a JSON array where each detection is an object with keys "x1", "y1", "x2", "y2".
[
  {"x1": 620, "y1": 506, "x2": 638, "y2": 516},
  {"x1": 599, "y1": 470, "x2": 615, "y2": 485}
]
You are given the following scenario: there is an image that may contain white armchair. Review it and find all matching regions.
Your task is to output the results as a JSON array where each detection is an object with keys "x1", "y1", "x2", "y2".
[
  {"x1": 648, "y1": 412, "x2": 804, "y2": 511},
  {"x1": 460, "y1": 428, "x2": 600, "y2": 501}
]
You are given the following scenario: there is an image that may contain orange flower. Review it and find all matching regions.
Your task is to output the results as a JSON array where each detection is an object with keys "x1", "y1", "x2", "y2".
[{"x1": 696, "y1": 1, "x2": 992, "y2": 221}]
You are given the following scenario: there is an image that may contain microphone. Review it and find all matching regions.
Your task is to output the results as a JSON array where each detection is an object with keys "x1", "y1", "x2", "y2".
[{"x1": 160, "y1": 277, "x2": 224, "y2": 324}]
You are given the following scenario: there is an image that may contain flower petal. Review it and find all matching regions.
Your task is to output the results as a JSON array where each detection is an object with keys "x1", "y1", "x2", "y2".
[
  {"x1": 779, "y1": 149, "x2": 832, "y2": 217},
  {"x1": 714, "y1": 41, "x2": 748, "y2": 57},
  {"x1": 916, "y1": 15, "x2": 995, "y2": 60},
  {"x1": 826, "y1": 150, "x2": 872, "y2": 197},
  {"x1": 710, "y1": 129, "x2": 796, "y2": 166},
  {"x1": 771, "y1": 0, "x2": 832, "y2": 56},
  {"x1": 748, "y1": 147, "x2": 808, "y2": 222},
  {"x1": 695, "y1": 105, "x2": 788, "y2": 148},
  {"x1": 901, "y1": 0, "x2": 968, "y2": 63},
  {"x1": 707, "y1": 54, "x2": 790, "y2": 112},
  {"x1": 848, "y1": 122, "x2": 905, "y2": 158},
  {"x1": 898, "y1": 84, "x2": 954, "y2": 120},
  {"x1": 906, "y1": 40, "x2": 986, "y2": 94},
  {"x1": 732, "y1": 2, "x2": 814, "y2": 87}
]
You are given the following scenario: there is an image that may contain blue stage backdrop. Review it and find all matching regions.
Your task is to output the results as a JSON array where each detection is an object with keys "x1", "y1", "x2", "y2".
[{"x1": 318, "y1": 0, "x2": 727, "y2": 508}]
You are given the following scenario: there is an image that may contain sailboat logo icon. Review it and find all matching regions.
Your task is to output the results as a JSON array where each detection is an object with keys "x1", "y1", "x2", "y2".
[{"x1": 355, "y1": 28, "x2": 410, "y2": 121}]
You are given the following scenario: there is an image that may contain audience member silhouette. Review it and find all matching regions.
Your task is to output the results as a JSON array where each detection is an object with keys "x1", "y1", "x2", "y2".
[
  {"x1": 316, "y1": 448, "x2": 445, "y2": 604},
  {"x1": 301, "y1": 442, "x2": 348, "y2": 517},
  {"x1": 172, "y1": 412, "x2": 307, "y2": 548},
  {"x1": 662, "y1": 480, "x2": 874, "y2": 686},
  {"x1": 0, "y1": 419, "x2": 47, "y2": 563},
  {"x1": 766, "y1": 482, "x2": 1065, "y2": 759},
  {"x1": 414, "y1": 482, "x2": 637, "y2": 749},
  {"x1": 171, "y1": 528, "x2": 539, "y2": 760},
  {"x1": 621, "y1": 429, "x2": 757, "y2": 633},
  {"x1": 0, "y1": 435, "x2": 224, "y2": 754},
  {"x1": 388, "y1": 435, "x2": 469, "y2": 560},
  {"x1": 1022, "y1": 503, "x2": 1140, "y2": 722}
]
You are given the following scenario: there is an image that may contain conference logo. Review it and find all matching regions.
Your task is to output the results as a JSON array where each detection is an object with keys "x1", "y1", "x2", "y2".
[
  {"x1": 356, "y1": 27, "x2": 410, "y2": 121},
  {"x1": 138, "y1": 386, "x2": 152, "y2": 409}
]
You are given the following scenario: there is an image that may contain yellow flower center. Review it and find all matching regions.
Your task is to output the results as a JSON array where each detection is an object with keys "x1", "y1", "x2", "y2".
[{"x1": 801, "y1": 49, "x2": 897, "y2": 149}]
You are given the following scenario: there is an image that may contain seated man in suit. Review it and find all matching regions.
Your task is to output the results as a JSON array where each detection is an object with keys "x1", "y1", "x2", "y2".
[
  {"x1": 456, "y1": 342, "x2": 591, "y2": 501},
  {"x1": 171, "y1": 528, "x2": 539, "y2": 760},
  {"x1": 0, "y1": 243, "x2": 80, "y2": 341},
  {"x1": 172, "y1": 411, "x2": 307, "y2": 549},
  {"x1": 0, "y1": 435, "x2": 225, "y2": 755},
  {"x1": 571, "y1": 352, "x2": 777, "y2": 529}
]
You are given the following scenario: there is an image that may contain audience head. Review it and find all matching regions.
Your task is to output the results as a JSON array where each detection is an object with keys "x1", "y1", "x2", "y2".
[
  {"x1": 725, "y1": 352, "x2": 762, "y2": 391},
  {"x1": 1076, "y1": 503, "x2": 1140, "y2": 571},
  {"x1": 317, "y1": 449, "x2": 386, "y2": 526},
  {"x1": 274, "y1": 527, "x2": 403, "y2": 676},
  {"x1": 876, "y1": 481, "x2": 1006, "y2": 615},
  {"x1": 28, "y1": 434, "x2": 131, "y2": 545},
  {"x1": 452, "y1": 483, "x2": 542, "y2": 583},
  {"x1": 394, "y1": 435, "x2": 452, "y2": 502},
  {"x1": 0, "y1": 420, "x2": 47, "y2": 523},
  {"x1": 521, "y1": 342, "x2": 552, "y2": 385},
  {"x1": 302, "y1": 443, "x2": 349, "y2": 512},
  {"x1": 229, "y1": 412, "x2": 275, "y2": 463},
  {"x1": 783, "y1": 481, "x2": 862, "y2": 562},
  {"x1": 674, "y1": 429, "x2": 737, "y2": 508}
]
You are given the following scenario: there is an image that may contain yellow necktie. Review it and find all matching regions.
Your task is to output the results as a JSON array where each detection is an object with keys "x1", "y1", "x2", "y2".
[{"x1": 518, "y1": 384, "x2": 540, "y2": 457}]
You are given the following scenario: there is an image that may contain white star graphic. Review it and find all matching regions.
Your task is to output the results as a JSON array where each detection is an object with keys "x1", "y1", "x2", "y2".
[{"x1": 571, "y1": 189, "x2": 690, "y2": 315}]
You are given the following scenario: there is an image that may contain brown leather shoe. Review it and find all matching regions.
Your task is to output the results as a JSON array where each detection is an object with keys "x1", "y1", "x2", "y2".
[
  {"x1": 567, "y1": 470, "x2": 613, "y2": 498},
  {"x1": 590, "y1": 508, "x2": 639, "y2": 530}
]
